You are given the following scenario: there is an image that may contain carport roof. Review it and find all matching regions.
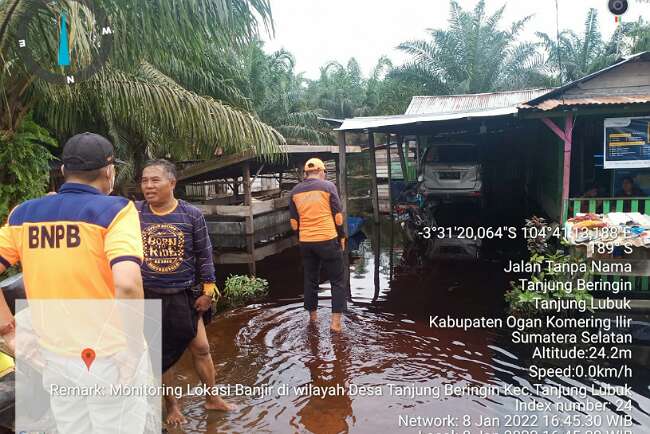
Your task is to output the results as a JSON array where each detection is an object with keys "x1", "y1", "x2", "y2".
[
  {"x1": 335, "y1": 107, "x2": 517, "y2": 132},
  {"x1": 336, "y1": 88, "x2": 551, "y2": 132},
  {"x1": 406, "y1": 89, "x2": 551, "y2": 115}
]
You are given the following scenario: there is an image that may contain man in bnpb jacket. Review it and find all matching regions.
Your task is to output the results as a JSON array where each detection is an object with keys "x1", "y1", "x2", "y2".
[
  {"x1": 0, "y1": 133, "x2": 147, "y2": 433},
  {"x1": 289, "y1": 158, "x2": 346, "y2": 332}
]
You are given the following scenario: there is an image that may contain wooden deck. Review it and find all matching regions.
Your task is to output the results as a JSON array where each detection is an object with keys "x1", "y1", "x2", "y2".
[
  {"x1": 182, "y1": 145, "x2": 361, "y2": 274},
  {"x1": 214, "y1": 236, "x2": 298, "y2": 264}
]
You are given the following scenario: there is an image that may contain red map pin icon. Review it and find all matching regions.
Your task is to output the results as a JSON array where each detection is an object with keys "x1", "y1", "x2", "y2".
[{"x1": 81, "y1": 348, "x2": 96, "y2": 371}]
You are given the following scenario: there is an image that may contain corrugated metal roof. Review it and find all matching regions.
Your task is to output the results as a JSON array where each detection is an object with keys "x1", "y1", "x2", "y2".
[
  {"x1": 318, "y1": 117, "x2": 343, "y2": 126},
  {"x1": 336, "y1": 106, "x2": 519, "y2": 131},
  {"x1": 406, "y1": 89, "x2": 551, "y2": 115},
  {"x1": 521, "y1": 51, "x2": 650, "y2": 111},
  {"x1": 529, "y1": 95, "x2": 650, "y2": 111},
  {"x1": 337, "y1": 88, "x2": 554, "y2": 132}
]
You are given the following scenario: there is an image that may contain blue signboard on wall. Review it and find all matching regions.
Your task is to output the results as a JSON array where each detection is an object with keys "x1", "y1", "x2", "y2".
[{"x1": 603, "y1": 116, "x2": 650, "y2": 169}]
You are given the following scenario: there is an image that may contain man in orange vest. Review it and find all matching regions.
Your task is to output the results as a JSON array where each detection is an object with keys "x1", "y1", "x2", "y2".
[
  {"x1": 0, "y1": 133, "x2": 147, "y2": 433},
  {"x1": 289, "y1": 158, "x2": 346, "y2": 331}
]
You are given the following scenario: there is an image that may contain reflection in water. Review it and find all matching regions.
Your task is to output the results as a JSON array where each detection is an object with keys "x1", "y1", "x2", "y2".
[
  {"x1": 296, "y1": 325, "x2": 353, "y2": 433},
  {"x1": 166, "y1": 221, "x2": 650, "y2": 434},
  {"x1": 373, "y1": 226, "x2": 380, "y2": 302}
]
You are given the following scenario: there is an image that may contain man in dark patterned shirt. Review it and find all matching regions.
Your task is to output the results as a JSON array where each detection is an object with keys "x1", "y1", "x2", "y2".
[{"x1": 137, "y1": 160, "x2": 234, "y2": 426}]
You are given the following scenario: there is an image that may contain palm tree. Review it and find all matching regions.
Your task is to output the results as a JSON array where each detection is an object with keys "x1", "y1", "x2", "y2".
[
  {"x1": 308, "y1": 59, "x2": 369, "y2": 118},
  {"x1": 242, "y1": 42, "x2": 333, "y2": 145},
  {"x1": 622, "y1": 18, "x2": 650, "y2": 54},
  {"x1": 363, "y1": 56, "x2": 429, "y2": 115},
  {"x1": 393, "y1": 0, "x2": 550, "y2": 95},
  {"x1": 0, "y1": 0, "x2": 286, "y2": 181},
  {"x1": 537, "y1": 8, "x2": 605, "y2": 83}
]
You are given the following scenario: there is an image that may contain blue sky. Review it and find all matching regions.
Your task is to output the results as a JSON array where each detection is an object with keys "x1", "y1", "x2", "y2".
[{"x1": 263, "y1": 0, "x2": 650, "y2": 79}]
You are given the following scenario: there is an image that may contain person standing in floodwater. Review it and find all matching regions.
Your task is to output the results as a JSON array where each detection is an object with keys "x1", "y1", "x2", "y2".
[
  {"x1": 289, "y1": 158, "x2": 347, "y2": 331},
  {"x1": 137, "y1": 159, "x2": 235, "y2": 427}
]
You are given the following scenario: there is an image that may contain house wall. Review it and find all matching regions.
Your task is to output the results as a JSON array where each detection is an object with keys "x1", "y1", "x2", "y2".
[
  {"x1": 570, "y1": 111, "x2": 650, "y2": 198},
  {"x1": 564, "y1": 61, "x2": 650, "y2": 97}
]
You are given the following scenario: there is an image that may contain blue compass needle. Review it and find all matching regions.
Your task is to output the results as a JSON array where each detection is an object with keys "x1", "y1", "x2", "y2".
[{"x1": 57, "y1": 12, "x2": 70, "y2": 66}]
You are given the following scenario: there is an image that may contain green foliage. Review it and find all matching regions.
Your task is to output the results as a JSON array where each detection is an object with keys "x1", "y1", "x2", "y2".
[
  {"x1": 537, "y1": 8, "x2": 605, "y2": 83},
  {"x1": 537, "y1": 11, "x2": 650, "y2": 84},
  {"x1": 393, "y1": 0, "x2": 551, "y2": 95},
  {"x1": 244, "y1": 41, "x2": 334, "y2": 145},
  {"x1": 626, "y1": 18, "x2": 650, "y2": 53},
  {"x1": 505, "y1": 216, "x2": 592, "y2": 316},
  {"x1": 2, "y1": 0, "x2": 648, "y2": 180},
  {"x1": 0, "y1": 117, "x2": 56, "y2": 222},
  {"x1": 307, "y1": 59, "x2": 370, "y2": 119},
  {"x1": 0, "y1": 0, "x2": 285, "y2": 185},
  {"x1": 223, "y1": 274, "x2": 269, "y2": 307}
]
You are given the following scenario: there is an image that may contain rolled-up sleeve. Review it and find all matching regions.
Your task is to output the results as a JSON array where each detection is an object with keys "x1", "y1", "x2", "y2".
[{"x1": 104, "y1": 202, "x2": 144, "y2": 267}]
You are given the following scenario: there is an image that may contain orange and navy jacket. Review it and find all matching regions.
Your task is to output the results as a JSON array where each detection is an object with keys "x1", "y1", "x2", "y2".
[
  {"x1": 0, "y1": 183, "x2": 144, "y2": 355},
  {"x1": 289, "y1": 178, "x2": 344, "y2": 242}
]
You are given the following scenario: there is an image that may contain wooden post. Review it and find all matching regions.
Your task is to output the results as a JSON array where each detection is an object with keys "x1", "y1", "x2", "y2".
[
  {"x1": 386, "y1": 133, "x2": 393, "y2": 219},
  {"x1": 389, "y1": 211, "x2": 394, "y2": 282},
  {"x1": 337, "y1": 131, "x2": 351, "y2": 299},
  {"x1": 579, "y1": 134, "x2": 585, "y2": 195},
  {"x1": 541, "y1": 114, "x2": 574, "y2": 222},
  {"x1": 335, "y1": 159, "x2": 340, "y2": 187},
  {"x1": 396, "y1": 134, "x2": 408, "y2": 181},
  {"x1": 242, "y1": 163, "x2": 256, "y2": 276},
  {"x1": 367, "y1": 131, "x2": 380, "y2": 224},
  {"x1": 233, "y1": 178, "x2": 240, "y2": 200},
  {"x1": 416, "y1": 135, "x2": 423, "y2": 173},
  {"x1": 372, "y1": 223, "x2": 381, "y2": 302}
]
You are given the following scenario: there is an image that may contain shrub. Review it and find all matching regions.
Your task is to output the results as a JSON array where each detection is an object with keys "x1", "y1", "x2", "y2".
[
  {"x1": 0, "y1": 116, "x2": 56, "y2": 222},
  {"x1": 0, "y1": 116, "x2": 56, "y2": 281},
  {"x1": 222, "y1": 275, "x2": 269, "y2": 307},
  {"x1": 505, "y1": 216, "x2": 593, "y2": 316}
]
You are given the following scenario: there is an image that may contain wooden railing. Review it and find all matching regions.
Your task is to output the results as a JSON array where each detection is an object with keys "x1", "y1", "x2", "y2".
[
  {"x1": 565, "y1": 196, "x2": 650, "y2": 222},
  {"x1": 565, "y1": 196, "x2": 650, "y2": 295}
]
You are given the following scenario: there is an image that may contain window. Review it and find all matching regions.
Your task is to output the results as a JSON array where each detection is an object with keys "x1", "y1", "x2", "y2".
[{"x1": 425, "y1": 145, "x2": 478, "y2": 163}]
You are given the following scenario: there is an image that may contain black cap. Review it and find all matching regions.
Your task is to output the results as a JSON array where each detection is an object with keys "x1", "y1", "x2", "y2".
[{"x1": 62, "y1": 133, "x2": 119, "y2": 171}]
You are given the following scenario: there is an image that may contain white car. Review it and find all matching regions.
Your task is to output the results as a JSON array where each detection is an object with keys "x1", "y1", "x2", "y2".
[{"x1": 418, "y1": 143, "x2": 483, "y2": 204}]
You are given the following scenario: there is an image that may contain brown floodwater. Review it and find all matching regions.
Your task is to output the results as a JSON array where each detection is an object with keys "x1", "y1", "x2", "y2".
[{"x1": 168, "y1": 221, "x2": 650, "y2": 434}]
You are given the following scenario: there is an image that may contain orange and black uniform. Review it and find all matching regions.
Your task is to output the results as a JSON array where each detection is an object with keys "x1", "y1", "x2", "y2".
[
  {"x1": 289, "y1": 178, "x2": 346, "y2": 313},
  {"x1": 0, "y1": 182, "x2": 144, "y2": 355}
]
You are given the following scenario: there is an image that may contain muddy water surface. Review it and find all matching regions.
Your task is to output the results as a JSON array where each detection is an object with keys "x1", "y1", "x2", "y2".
[{"x1": 170, "y1": 223, "x2": 650, "y2": 434}]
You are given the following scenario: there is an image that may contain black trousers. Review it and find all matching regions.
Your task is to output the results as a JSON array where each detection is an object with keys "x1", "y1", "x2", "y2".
[
  {"x1": 144, "y1": 288, "x2": 212, "y2": 373},
  {"x1": 300, "y1": 238, "x2": 347, "y2": 313}
]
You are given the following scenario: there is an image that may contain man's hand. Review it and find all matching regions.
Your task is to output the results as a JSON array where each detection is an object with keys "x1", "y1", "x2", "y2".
[
  {"x1": 194, "y1": 295, "x2": 212, "y2": 313},
  {"x1": 1, "y1": 329, "x2": 14, "y2": 357},
  {"x1": 339, "y1": 237, "x2": 347, "y2": 251}
]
